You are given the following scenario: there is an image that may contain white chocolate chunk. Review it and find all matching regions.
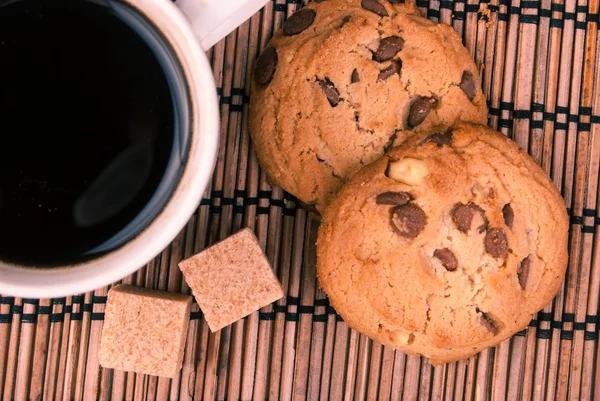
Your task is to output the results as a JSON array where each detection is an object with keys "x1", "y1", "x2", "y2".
[
  {"x1": 387, "y1": 158, "x2": 429, "y2": 185},
  {"x1": 389, "y1": 329, "x2": 415, "y2": 345}
]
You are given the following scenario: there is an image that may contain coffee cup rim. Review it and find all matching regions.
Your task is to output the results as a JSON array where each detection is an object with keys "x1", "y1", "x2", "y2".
[{"x1": 0, "y1": 0, "x2": 219, "y2": 298}]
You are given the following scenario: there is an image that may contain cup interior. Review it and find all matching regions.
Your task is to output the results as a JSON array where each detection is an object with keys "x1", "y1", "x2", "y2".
[{"x1": 0, "y1": 0, "x2": 219, "y2": 298}]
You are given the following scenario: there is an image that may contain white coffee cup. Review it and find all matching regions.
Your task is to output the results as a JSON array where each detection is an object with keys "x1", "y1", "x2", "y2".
[{"x1": 0, "y1": 0, "x2": 269, "y2": 298}]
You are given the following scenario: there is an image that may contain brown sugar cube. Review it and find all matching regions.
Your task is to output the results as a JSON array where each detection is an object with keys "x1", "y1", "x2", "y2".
[
  {"x1": 178, "y1": 228, "x2": 284, "y2": 332},
  {"x1": 99, "y1": 285, "x2": 192, "y2": 378}
]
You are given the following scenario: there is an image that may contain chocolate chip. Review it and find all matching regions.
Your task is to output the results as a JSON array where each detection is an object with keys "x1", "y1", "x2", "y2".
[
  {"x1": 341, "y1": 15, "x2": 351, "y2": 27},
  {"x1": 378, "y1": 59, "x2": 402, "y2": 80},
  {"x1": 376, "y1": 191, "x2": 411, "y2": 205},
  {"x1": 419, "y1": 132, "x2": 452, "y2": 147},
  {"x1": 460, "y1": 70, "x2": 477, "y2": 101},
  {"x1": 390, "y1": 203, "x2": 426, "y2": 238},
  {"x1": 407, "y1": 96, "x2": 436, "y2": 128},
  {"x1": 388, "y1": 0, "x2": 405, "y2": 3},
  {"x1": 373, "y1": 36, "x2": 404, "y2": 62},
  {"x1": 283, "y1": 8, "x2": 316, "y2": 36},
  {"x1": 484, "y1": 228, "x2": 508, "y2": 259},
  {"x1": 451, "y1": 203, "x2": 473, "y2": 232},
  {"x1": 351, "y1": 69, "x2": 360, "y2": 83},
  {"x1": 361, "y1": 0, "x2": 388, "y2": 16},
  {"x1": 502, "y1": 204, "x2": 514, "y2": 229},
  {"x1": 318, "y1": 78, "x2": 340, "y2": 107},
  {"x1": 477, "y1": 310, "x2": 498, "y2": 335},
  {"x1": 451, "y1": 203, "x2": 488, "y2": 233},
  {"x1": 517, "y1": 256, "x2": 531, "y2": 289},
  {"x1": 434, "y1": 248, "x2": 458, "y2": 271},
  {"x1": 254, "y1": 47, "x2": 278, "y2": 86}
]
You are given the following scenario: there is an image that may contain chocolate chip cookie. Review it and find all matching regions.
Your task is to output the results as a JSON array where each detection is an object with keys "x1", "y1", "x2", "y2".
[
  {"x1": 250, "y1": 0, "x2": 488, "y2": 212},
  {"x1": 316, "y1": 123, "x2": 569, "y2": 364}
]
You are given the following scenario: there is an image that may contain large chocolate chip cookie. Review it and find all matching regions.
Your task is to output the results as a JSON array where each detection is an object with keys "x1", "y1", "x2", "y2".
[
  {"x1": 316, "y1": 123, "x2": 569, "y2": 364},
  {"x1": 250, "y1": 0, "x2": 488, "y2": 212}
]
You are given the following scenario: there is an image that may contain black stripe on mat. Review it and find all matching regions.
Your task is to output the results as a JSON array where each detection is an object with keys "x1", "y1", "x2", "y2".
[
  {"x1": 314, "y1": 299, "x2": 330, "y2": 307},
  {"x1": 1, "y1": 300, "x2": 598, "y2": 339},
  {"x1": 490, "y1": 105, "x2": 600, "y2": 129},
  {"x1": 21, "y1": 314, "x2": 37, "y2": 324},
  {"x1": 273, "y1": 304, "x2": 287, "y2": 313},
  {"x1": 260, "y1": 1, "x2": 600, "y2": 30},
  {"x1": 426, "y1": 9, "x2": 440, "y2": 19},
  {"x1": 38, "y1": 306, "x2": 51, "y2": 315},
  {"x1": 299, "y1": 305, "x2": 315, "y2": 314},
  {"x1": 561, "y1": 330, "x2": 574, "y2": 340},
  {"x1": 93, "y1": 296, "x2": 108, "y2": 304},
  {"x1": 91, "y1": 313, "x2": 105, "y2": 321},
  {"x1": 313, "y1": 314, "x2": 328, "y2": 322},
  {"x1": 194, "y1": 193, "x2": 597, "y2": 228},
  {"x1": 50, "y1": 314, "x2": 64, "y2": 323},
  {"x1": 71, "y1": 313, "x2": 83, "y2": 321},
  {"x1": 286, "y1": 313, "x2": 299, "y2": 322},
  {"x1": 199, "y1": 193, "x2": 300, "y2": 216},
  {"x1": 438, "y1": 1, "x2": 455, "y2": 11},
  {"x1": 259, "y1": 312, "x2": 275, "y2": 321},
  {"x1": 480, "y1": 6, "x2": 596, "y2": 30}
]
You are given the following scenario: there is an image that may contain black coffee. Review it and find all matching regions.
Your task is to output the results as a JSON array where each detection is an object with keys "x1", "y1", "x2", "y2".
[{"x1": 0, "y1": 0, "x2": 184, "y2": 266}]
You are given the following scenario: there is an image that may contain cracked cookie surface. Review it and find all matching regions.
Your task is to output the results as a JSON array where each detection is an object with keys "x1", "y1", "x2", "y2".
[
  {"x1": 316, "y1": 123, "x2": 569, "y2": 364},
  {"x1": 250, "y1": 0, "x2": 488, "y2": 212}
]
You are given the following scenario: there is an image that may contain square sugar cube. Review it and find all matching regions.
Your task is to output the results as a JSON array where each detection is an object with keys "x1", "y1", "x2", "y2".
[
  {"x1": 178, "y1": 228, "x2": 284, "y2": 332},
  {"x1": 99, "y1": 285, "x2": 192, "y2": 378}
]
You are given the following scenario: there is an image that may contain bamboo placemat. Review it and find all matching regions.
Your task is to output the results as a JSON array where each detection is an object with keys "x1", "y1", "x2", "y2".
[{"x1": 1, "y1": 0, "x2": 599, "y2": 399}]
